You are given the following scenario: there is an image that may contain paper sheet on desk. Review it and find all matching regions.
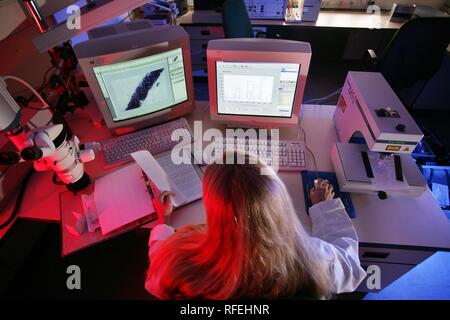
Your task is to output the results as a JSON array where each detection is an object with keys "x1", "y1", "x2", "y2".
[
  {"x1": 94, "y1": 163, "x2": 155, "y2": 235},
  {"x1": 131, "y1": 150, "x2": 202, "y2": 207}
]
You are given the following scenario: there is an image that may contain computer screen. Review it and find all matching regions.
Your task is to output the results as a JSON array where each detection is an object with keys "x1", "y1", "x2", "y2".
[
  {"x1": 93, "y1": 48, "x2": 188, "y2": 122},
  {"x1": 207, "y1": 38, "x2": 311, "y2": 127},
  {"x1": 75, "y1": 23, "x2": 194, "y2": 133},
  {"x1": 216, "y1": 61, "x2": 300, "y2": 118}
]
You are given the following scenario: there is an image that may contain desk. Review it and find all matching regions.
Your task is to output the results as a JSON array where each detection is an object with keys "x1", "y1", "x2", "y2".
[{"x1": 2, "y1": 100, "x2": 449, "y2": 291}]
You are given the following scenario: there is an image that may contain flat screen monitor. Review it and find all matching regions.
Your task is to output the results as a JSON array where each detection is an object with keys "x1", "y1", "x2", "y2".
[
  {"x1": 207, "y1": 38, "x2": 311, "y2": 127},
  {"x1": 75, "y1": 22, "x2": 195, "y2": 133}
]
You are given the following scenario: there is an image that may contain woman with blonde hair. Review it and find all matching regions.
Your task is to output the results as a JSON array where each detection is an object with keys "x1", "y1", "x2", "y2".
[{"x1": 145, "y1": 152, "x2": 366, "y2": 299}]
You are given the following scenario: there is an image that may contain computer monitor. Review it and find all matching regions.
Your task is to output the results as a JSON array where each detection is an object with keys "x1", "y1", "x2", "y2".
[
  {"x1": 74, "y1": 22, "x2": 195, "y2": 133},
  {"x1": 207, "y1": 38, "x2": 311, "y2": 127}
]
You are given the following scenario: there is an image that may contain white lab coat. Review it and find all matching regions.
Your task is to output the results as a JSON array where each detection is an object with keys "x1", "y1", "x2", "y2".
[{"x1": 145, "y1": 198, "x2": 367, "y2": 298}]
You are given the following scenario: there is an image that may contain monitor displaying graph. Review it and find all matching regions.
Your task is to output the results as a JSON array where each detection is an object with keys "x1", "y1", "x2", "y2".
[{"x1": 216, "y1": 61, "x2": 300, "y2": 118}]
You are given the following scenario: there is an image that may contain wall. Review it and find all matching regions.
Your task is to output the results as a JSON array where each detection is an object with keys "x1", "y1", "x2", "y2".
[
  {"x1": 0, "y1": 0, "x2": 27, "y2": 41},
  {"x1": 0, "y1": 13, "x2": 53, "y2": 95}
]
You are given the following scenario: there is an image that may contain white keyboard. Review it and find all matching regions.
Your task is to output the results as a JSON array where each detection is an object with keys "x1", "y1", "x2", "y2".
[
  {"x1": 207, "y1": 138, "x2": 307, "y2": 171},
  {"x1": 101, "y1": 117, "x2": 193, "y2": 166}
]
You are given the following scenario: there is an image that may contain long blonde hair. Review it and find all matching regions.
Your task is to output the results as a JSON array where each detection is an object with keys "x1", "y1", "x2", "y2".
[{"x1": 148, "y1": 152, "x2": 331, "y2": 299}]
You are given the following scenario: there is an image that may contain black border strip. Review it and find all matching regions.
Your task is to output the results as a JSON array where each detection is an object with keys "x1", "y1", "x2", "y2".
[
  {"x1": 394, "y1": 155, "x2": 403, "y2": 181},
  {"x1": 361, "y1": 151, "x2": 374, "y2": 178}
]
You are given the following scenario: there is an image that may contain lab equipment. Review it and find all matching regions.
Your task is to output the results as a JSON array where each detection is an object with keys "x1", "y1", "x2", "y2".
[
  {"x1": 29, "y1": 0, "x2": 151, "y2": 52},
  {"x1": 285, "y1": 0, "x2": 304, "y2": 22},
  {"x1": 0, "y1": 76, "x2": 96, "y2": 192},
  {"x1": 331, "y1": 71, "x2": 427, "y2": 198},
  {"x1": 75, "y1": 23, "x2": 195, "y2": 134},
  {"x1": 301, "y1": 0, "x2": 322, "y2": 22},
  {"x1": 389, "y1": 3, "x2": 416, "y2": 22},
  {"x1": 285, "y1": 0, "x2": 322, "y2": 22},
  {"x1": 244, "y1": 0, "x2": 286, "y2": 19},
  {"x1": 206, "y1": 138, "x2": 307, "y2": 171},
  {"x1": 101, "y1": 117, "x2": 192, "y2": 167},
  {"x1": 301, "y1": 171, "x2": 356, "y2": 218},
  {"x1": 207, "y1": 38, "x2": 311, "y2": 128},
  {"x1": 146, "y1": 0, "x2": 187, "y2": 25}
]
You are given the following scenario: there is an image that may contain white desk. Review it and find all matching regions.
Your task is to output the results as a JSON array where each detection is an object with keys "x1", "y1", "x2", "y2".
[
  {"x1": 176, "y1": 102, "x2": 450, "y2": 249},
  {"x1": 2, "y1": 101, "x2": 450, "y2": 250},
  {"x1": 2, "y1": 100, "x2": 449, "y2": 291}
]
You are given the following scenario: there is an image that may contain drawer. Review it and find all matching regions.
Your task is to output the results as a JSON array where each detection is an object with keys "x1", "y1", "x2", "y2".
[
  {"x1": 356, "y1": 262, "x2": 414, "y2": 293},
  {"x1": 359, "y1": 246, "x2": 434, "y2": 265},
  {"x1": 183, "y1": 26, "x2": 224, "y2": 40}
]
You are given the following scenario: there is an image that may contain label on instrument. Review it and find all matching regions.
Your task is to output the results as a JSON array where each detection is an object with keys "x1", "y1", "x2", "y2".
[
  {"x1": 338, "y1": 95, "x2": 347, "y2": 113},
  {"x1": 386, "y1": 145, "x2": 401, "y2": 152}
]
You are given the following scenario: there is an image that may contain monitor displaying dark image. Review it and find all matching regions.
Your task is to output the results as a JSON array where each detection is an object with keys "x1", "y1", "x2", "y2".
[{"x1": 93, "y1": 48, "x2": 188, "y2": 122}]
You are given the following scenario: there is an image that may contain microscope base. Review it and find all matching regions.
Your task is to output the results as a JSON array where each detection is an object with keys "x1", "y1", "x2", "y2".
[{"x1": 66, "y1": 172, "x2": 91, "y2": 192}]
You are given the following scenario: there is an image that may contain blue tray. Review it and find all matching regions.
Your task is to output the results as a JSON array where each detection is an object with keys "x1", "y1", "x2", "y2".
[{"x1": 301, "y1": 171, "x2": 356, "y2": 219}]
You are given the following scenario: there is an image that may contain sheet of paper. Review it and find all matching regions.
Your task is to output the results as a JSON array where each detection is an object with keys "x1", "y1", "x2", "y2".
[
  {"x1": 156, "y1": 151, "x2": 203, "y2": 203},
  {"x1": 94, "y1": 163, "x2": 154, "y2": 235},
  {"x1": 131, "y1": 150, "x2": 202, "y2": 207}
]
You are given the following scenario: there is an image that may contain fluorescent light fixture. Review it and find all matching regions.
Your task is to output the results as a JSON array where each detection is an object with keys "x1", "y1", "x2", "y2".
[{"x1": 32, "y1": 0, "x2": 149, "y2": 52}]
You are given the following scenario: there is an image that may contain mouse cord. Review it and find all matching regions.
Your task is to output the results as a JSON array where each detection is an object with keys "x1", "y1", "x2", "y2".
[{"x1": 298, "y1": 110, "x2": 319, "y2": 180}]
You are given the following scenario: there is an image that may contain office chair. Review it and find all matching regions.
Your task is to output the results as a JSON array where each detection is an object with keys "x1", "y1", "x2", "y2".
[
  {"x1": 366, "y1": 17, "x2": 450, "y2": 164},
  {"x1": 222, "y1": 0, "x2": 254, "y2": 38},
  {"x1": 366, "y1": 17, "x2": 450, "y2": 102}
]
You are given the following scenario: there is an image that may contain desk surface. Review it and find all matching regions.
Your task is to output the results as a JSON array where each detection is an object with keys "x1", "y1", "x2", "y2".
[
  {"x1": 178, "y1": 9, "x2": 403, "y2": 30},
  {"x1": 2, "y1": 100, "x2": 450, "y2": 250}
]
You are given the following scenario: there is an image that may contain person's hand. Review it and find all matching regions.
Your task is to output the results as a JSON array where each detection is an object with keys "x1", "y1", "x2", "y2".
[
  {"x1": 149, "y1": 180, "x2": 175, "y2": 224},
  {"x1": 310, "y1": 179, "x2": 335, "y2": 205},
  {"x1": 152, "y1": 191, "x2": 176, "y2": 225}
]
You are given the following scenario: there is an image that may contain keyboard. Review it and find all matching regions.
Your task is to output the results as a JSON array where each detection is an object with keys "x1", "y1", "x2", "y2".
[
  {"x1": 207, "y1": 138, "x2": 307, "y2": 171},
  {"x1": 101, "y1": 117, "x2": 193, "y2": 166}
]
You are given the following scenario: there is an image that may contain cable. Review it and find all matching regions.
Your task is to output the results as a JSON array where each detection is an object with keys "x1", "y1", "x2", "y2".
[
  {"x1": 40, "y1": 65, "x2": 57, "y2": 91},
  {"x1": 304, "y1": 87, "x2": 342, "y2": 105},
  {"x1": 298, "y1": 111, "x2": 319, "y2": 179},
  {"x1": 3, "y1": 75, "x2": 51, "y2": 110},
  {"x1": 119, "y1": 11, "x2": 132, "y2": 23},
  {"x1": 0, "y1": 170, "x2": 34, "y2": 230}
]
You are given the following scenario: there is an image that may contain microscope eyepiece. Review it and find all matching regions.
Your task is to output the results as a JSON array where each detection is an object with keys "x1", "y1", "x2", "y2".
[{"x1": 21, "y1": 146, "x2": 43, "y2": 161}]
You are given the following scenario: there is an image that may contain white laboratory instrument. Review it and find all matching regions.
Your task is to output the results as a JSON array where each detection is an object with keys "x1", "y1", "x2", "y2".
[
  {"x1": 0, "y1": 76, "x2": 96, "y2": 192},
  {"x1": 331, "y1": 71, "x2": 427, "y2": 198}
]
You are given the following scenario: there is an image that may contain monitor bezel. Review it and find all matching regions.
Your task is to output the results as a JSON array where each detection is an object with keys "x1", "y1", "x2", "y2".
[
  {"x1": 207, "y1": 43, "x2": 311, "y2": 128},
  {"x1": 77, "y1": 27, "x2": 194, "y2": 134}
]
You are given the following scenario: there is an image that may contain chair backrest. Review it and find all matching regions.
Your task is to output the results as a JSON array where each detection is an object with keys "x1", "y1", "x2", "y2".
[
  {"x1": 378, "y1": 17, "x2": 450, "y2": 93},
  {"x1": 222, "y1": 0, "x2": 254, "y2": 38}
]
